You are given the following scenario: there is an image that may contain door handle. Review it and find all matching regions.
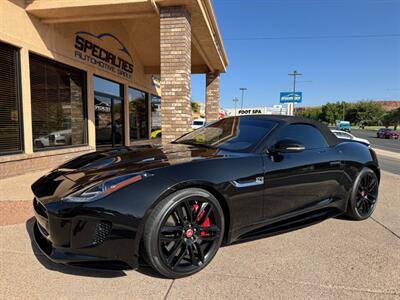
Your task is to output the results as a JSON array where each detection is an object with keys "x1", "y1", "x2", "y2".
[{"x1": 231, "y1": 177, "x2": 264, "y2": 188}]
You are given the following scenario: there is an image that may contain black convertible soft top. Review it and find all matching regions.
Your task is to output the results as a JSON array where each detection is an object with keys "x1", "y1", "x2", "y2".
[{"x1": 237, "y1": 115, "x2": 340, "y2": 147}]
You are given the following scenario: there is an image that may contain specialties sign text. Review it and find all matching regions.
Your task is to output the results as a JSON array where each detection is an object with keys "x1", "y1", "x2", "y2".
[{"x1": 74, "y1": 33, "x2": 133, "y2": 80}]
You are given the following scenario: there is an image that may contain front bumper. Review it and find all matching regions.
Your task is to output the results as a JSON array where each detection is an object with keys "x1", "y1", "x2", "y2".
[{"x1": 33, "y1": 197, "x2": 140, "y2": 269}]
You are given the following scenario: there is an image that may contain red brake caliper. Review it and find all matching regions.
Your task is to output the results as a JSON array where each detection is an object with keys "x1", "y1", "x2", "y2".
[{"x1": 193, "y1": 203, "x2": 211, "y2": 237}]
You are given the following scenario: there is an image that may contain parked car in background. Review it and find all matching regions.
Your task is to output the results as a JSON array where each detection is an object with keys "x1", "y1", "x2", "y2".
[
  {"x1": 191, "y1": 118, "x2": 206, "y2": 130},
  {"x1": 377, "y1": 128, "x2": 399, "y2": 139},
  {"x1": 336, "y1": 120, "x2": 351, "y2": 132},
  {"x1": 331, "y1": 130, "x2": 370, "y2": 146}
]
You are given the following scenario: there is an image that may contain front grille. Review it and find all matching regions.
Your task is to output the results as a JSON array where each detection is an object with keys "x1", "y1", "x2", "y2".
[
  {"x1": 33, "y1": 197, "x2": 48, "y2": 219},
  {"x1": 93, "y1": 222, "x2": 112, "y2": 245}
]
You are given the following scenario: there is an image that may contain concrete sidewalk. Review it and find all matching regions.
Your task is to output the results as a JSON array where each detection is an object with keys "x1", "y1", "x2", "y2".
[{"x1": 0, "y1": 171, "x2": 399, "y2": 299}]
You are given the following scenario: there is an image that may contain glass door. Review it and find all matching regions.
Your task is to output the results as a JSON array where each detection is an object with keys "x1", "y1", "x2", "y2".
[
  {"x1": 94, "y1": 76, "x2": 124, "y2": 149},
  {"x1": 95, "y1": 92, "x2": 124, "y2": 148}
]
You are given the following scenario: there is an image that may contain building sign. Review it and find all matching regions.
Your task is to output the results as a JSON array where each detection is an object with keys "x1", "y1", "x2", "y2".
[
  {"x1": 238, "y1": 109, "x2": 263, "y2": 115},
  {"x1": 225, "y1": 106, "x2": 287, "y2": 116},
  {"x1": 280, "y1": 92, "x2": 303, "y2": 103},
  {"x1": 74, "y1": 32, "x2": 133, "y2": 80},
  {"x1": 280, "y1": 92, "x2": 302, "y2": 103}
]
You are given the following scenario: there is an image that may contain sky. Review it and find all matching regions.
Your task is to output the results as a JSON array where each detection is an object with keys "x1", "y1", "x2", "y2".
[{"x1": 191, "y1": 0, "x2": 400, "y2": 109}]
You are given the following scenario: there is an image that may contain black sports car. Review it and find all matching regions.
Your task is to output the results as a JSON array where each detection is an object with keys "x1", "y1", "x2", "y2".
[{"x1": 32, "y1": 116, "x2": 380, "y2": 278}]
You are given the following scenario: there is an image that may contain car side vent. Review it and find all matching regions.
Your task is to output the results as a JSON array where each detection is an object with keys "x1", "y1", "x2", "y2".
[{"x1": 93, "y1": 222, "x2": 112, "y2": 245}]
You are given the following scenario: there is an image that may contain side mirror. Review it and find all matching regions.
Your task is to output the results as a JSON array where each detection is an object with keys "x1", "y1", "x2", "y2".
[{"x1": 269, "y1": 139, "x2": 305, "y2": 153}]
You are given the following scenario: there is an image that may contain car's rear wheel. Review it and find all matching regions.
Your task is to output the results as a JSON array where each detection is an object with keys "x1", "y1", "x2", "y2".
[
  {"x1": 144, "y1": 188, "x2": 224, "y2": 278},
  {"x1": 345, "y1": 167, "x2": 379, "y2": 220}
]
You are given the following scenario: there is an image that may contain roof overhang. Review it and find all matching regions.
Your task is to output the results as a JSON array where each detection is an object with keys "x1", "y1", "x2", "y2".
[{"x1": 25, "y1": 0, "x2": 228, "y2": 73}]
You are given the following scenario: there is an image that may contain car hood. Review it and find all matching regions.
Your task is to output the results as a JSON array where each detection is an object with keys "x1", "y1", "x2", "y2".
[{"x1": 31, "y1": 144, "x2": 227, "y2": 201}]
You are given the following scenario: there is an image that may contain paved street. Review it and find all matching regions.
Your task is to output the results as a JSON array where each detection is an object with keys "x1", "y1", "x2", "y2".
[
  {"x1": 350, "y1": 129, "x2": 400, "y2": 175},
  {"x1": 1, "y1": 170, "x2": 399, "y2": 299},
  {"x1": 377, "y1": 155, "x2": 400, "y2": 176},
  {"x1": 351, "y1": 129, "x2": 399, "y2": 153}
]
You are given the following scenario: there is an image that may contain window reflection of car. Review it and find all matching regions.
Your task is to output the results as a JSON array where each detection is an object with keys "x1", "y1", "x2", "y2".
[
  {"x1": 34, "y1": 129, "x2": 72, "y2": 148},
  {"x1": 331, "y1": 130, "x2": 370, "y2": 146}
]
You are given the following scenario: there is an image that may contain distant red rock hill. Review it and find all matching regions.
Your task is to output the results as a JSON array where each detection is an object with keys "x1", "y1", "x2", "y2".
[
  {"x1": 380, "y1": 100, "x2": 400, "y2": 110},
  {"x1": 297, "y1": 100, "x2": 400, "y2": 111}
]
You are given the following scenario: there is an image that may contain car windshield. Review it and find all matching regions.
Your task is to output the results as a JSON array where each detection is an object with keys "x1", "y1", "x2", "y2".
[
  {"x1": 175, "y1": 117, "x2": 277, "y2": 152},
  {"x1": 193, "y1": 121, "x2": 204, "y2": 126}
]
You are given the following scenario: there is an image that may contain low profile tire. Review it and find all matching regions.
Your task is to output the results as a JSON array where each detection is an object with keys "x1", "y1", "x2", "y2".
[
  {"x1": 143, "y1": 188, "x2": 224, "y2": 278},
  {"x1": 345, "y1": 167, "x2": 379, "y2": 220}
]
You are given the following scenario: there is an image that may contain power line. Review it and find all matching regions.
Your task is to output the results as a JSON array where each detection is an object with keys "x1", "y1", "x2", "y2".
[{"x1": 224, "y1": 33, "x2": 400, "y2": 41}]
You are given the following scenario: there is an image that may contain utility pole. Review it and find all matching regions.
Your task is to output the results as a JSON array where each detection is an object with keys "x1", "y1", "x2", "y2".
[
  {"x1": 239, "y1": 88, "x2": 247, "y2": 109},
  {"x1": 288, "y1": 70, "x2": 302, "y2": 116},
  {"x1": 233, "y1": 97, "x2": 239, "y2": 116}
]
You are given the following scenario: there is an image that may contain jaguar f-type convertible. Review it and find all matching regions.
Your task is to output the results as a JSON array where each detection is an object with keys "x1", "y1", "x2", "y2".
[{"x1": 32, "y1": 116, "x2": 380, "y2": 278}]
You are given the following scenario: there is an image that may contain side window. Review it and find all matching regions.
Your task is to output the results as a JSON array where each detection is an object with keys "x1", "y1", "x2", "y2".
[{"x1": 279, "y1": 124, "x2": 328, "y2": 149}]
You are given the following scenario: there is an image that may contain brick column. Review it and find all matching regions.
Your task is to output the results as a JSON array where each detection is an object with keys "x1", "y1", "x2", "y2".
[
  {"x1": 160, "y1": 6, "x2": 192, "y2": 144},
  {"x1": 205, "y1": 72, "x2": 220, "y2": 123}
]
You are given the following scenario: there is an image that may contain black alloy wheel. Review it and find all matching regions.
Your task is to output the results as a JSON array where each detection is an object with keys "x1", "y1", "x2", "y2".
[
  {"x1": 144, "y1": 188, "x2": 224, "y2": 278},
  {"x1": 346, "y1": 167, "x2": 379, "y2": 220}
]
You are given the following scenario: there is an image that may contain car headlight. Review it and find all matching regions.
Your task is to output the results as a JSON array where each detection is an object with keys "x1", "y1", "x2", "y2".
[{"x1": 63, "y1": 173, "x2": 152, "y2": 202}]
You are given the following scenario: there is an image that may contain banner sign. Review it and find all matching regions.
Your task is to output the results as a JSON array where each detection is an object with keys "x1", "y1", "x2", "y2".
[{"x1": 280, "y1": 92, "x2": 302, "y2": 103}]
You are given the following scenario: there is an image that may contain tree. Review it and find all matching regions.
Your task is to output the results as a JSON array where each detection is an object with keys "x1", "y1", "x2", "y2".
[
  {"x1": 392, "y1": 108, "x2": 400, "y2": 130},
  {"x1": 352, "y1": 101, "x2": 384, "y2": 125},
  {"x1": 381, "y1": 108, "x2": 400, "y2": 130},
  {"x1": 191, "y1": 102, "x2": 200, "y2": 113},
  {"x1": 297, "y1": 107, "x2": 323, "y2": 121}
]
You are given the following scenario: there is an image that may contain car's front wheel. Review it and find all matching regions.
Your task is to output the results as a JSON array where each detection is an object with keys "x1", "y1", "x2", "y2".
[
  {"x1": 144, "y1": 188, "x2": 224, "y2": 278},
  {"x1": 345, "y1": 167, "x2": 379, "y2": 220}
]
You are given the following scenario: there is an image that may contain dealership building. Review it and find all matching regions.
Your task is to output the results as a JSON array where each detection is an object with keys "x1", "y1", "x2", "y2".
[{"x1": 0, "y1": 0, "x2": 228, "y2": 178}]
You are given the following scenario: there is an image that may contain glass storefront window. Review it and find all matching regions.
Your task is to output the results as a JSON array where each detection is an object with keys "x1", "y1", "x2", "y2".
[
  {"x1": 0, "y1": 42, "x2": 22, "y2": 155},
  {"x1": 151, "y1": 95, "x2": 161, "y2": 139},
  {"x1": 30, "y1": 54, "x2": 87, "y2": 150},
  {"x1": 129, "y1": 88, "x2": 148, "y2": 141},
  {"x1": 94, "y1": 76, "x2": 121, "y2": 97}
]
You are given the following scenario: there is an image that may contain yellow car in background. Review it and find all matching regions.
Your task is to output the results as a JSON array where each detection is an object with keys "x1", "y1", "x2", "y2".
[{"x1": 151, "y1": 129, "x2": 162, "y2": 139}]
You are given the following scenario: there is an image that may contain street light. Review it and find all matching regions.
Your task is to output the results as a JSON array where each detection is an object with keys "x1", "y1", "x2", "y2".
[
  {"x1": 239, "y1": 88, "x2": 247, "y2": 109},
  {"x1": 233, "y1": 97, "x2": 239, "y2": 116}
]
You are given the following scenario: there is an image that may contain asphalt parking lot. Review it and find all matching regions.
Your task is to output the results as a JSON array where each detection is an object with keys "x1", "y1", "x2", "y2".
[{"x1": 1, "y1": 169, "x2": 399, "y2": 299}]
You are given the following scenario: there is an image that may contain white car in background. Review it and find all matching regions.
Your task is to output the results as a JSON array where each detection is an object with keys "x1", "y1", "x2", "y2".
[
  {"x1": 191, "y1": 118, "x2": 206, "y2": 130},
  {"x1": 331, "y1": 129, "x2": 370, "y2": 146}
]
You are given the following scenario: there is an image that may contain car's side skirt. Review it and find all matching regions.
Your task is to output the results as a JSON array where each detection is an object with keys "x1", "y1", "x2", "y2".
[{"x1": 229, "y1": 197, "x2": 346, "y2": 244}]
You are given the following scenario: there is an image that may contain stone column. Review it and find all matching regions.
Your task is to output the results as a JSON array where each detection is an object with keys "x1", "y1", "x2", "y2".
[
  {"x1": 160, "y1": 6, "x2": 192, "y2": 144},
  {"x1": 205, "y1": 72, "x2": 220, "y2": 123}
]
